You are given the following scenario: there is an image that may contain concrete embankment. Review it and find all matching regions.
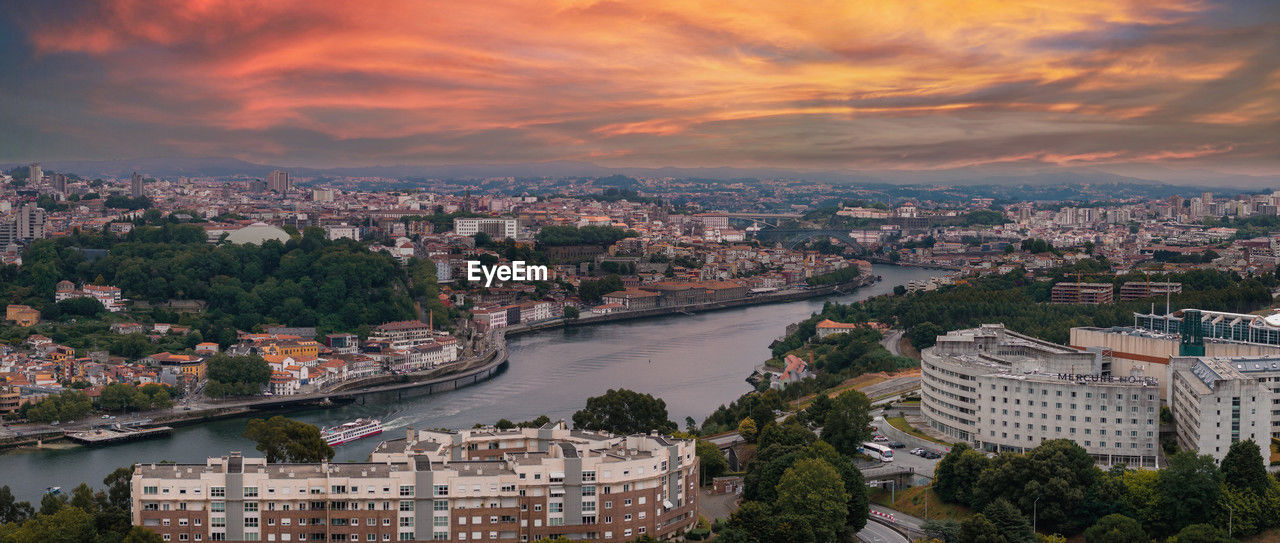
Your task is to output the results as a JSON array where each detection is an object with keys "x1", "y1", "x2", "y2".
[
  {"x1": 506, "y1": 275, "x2": 880, "y2": 337},
  {"x1": 0, "y1": 346, "x2": 510, "y2": 451}
]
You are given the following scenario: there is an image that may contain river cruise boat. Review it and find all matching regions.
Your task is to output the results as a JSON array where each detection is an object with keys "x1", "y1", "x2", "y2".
[{"x1": 322, "y1": 418, "x2": 383, "y2": 446}]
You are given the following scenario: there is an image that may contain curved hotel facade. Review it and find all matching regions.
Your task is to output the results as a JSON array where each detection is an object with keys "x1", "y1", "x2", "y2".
[{"x1": 921, "y1": 324, "x2": 1161, "y2": 468}]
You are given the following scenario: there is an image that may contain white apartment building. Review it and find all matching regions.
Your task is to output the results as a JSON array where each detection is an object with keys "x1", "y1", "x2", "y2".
[
  {"x1": 454, "y1": 218, "x2": 519, "y2": 240},
  {"x1": 131, "y1": 422, "x2": 698, "y2": 543},
  {"x1": 922, "y1": 324, "x2": 1162, "y2": 467},
  {"x1": 1169, "y1": 355, "x2": 1279, "y2": 461}
]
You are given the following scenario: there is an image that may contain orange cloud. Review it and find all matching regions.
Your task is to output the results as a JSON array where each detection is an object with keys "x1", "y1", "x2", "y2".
[{"x1": 3, "y1": 0, "x2": 1278, "y2": 172}]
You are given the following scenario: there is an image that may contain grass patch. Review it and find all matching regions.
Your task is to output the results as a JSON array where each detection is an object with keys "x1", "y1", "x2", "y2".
[
  {"x1": 885, "y1": 416, "x2": 952, "y2": 446},
  {"x1": 868, "y1": 486, "x2": 971, "y2": 522}
]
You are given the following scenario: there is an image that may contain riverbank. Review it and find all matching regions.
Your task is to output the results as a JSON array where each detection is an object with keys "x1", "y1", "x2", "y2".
[
  {"x1": 863, "y1": 258, "x2": 961, "y2": 271},
  {"x1": 506, "y1": 274, "x2": 881, "y2": 337},
  {"x1": 0, "y1": 343, "x2": 510, "y2": 452},
  {"x1": 0, "y1": 264, "x2": 948, "y2": 503}
]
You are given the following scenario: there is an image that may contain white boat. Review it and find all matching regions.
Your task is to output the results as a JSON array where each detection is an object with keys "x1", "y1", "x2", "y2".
[{"x1": 321, "y1": 418, "x2": 383, "y2": 446}]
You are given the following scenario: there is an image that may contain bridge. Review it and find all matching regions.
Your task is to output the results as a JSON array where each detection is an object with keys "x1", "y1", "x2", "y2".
[
  {"x1": 719, "y1": 212, "x2": 803, "y2": 220},
  {"x1": 754, "y1": 229, "x2": 864, "y2": 250}
]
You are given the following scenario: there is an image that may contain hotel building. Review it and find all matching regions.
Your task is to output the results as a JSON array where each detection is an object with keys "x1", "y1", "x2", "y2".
[
  {"x1": 131, "y1": 422, "x2": 698, "y2": 542},
  {"x1": 1169, "y1": 354, "x2": 1280, "y2": 461},
  {"x1": 921, "y1": 324, "x2": 1162, "y2": 467}
]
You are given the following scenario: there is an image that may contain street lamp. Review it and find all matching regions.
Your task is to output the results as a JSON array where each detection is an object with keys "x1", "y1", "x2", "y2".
[
  {"x1": 1033, "y1": 496, "x2": 1041, "y2": 535},
  {"x1": 1226, "y1": 503, "x2": 1233, "y2": 537}
]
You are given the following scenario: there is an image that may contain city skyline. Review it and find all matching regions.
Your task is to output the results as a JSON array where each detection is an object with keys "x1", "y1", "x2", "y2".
[{"x1": 1, "y1": 1, "x2": 1278, "y2": 181}]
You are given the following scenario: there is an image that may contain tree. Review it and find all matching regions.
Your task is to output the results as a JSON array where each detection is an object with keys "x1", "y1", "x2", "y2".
[
  {"x1": 716, "y1": 501, "x2": 817, "y2": 543},
  {"x1": 695, "y1": 440, "x2": 728, "y2": 485},
  {"x1": 1, "y1": 504, "x2": 97, "y2": 543},
  {"x1": 934, "y1": 444, "x2": 990, "y2": 507},
  {"x1": 802, "y1": 394, "x2": 833, "y2": 427},
  {"x1": 205, "y1": 354, "x2": 271, "y2": 397},
  {"x1": 1083, "y1": 514, "x2": 1145, "y2": 543},
  {"x1": 242, "y1": 416, "x2": 335, "y2": 463},
  {"x1": 1219, "y1": 439, "x2": 1271, "y2": 493},
  {"x1": 563, "y1": 306, "x2": 579, "y2": 320},
  {"x1": 907, "y1": 322, "x2": 944, "y2": 350},
  {"x1": 1152, "y1": 452, "x2": 1222, "y2": 536},
  {"x1": 982, "y1": 498, "x2": 1033, "y2": 543},
  {"x1": 774, "y1": 458, "x2": 849, "y2": 543},
  {"x1": 958, "y1": 514, "x2": 1004, "y2": 543},
  {"x1": 820, "y1": 390, "x2": 872, "y2": 456},
  {"x1": 737, "y1": 417, "x2": 759, "y2": 443},
  {"x1": 571, "y1": 389, "x2": 677, "y2": 435},
  {"x1": 922, "y1": 519, "x2": 961, "y2": 543},
  {"x1": 1173, "y1": 523, "x2": 1233, "y2": 543},
  {"x1": 123, "y1": 527, "x2": 166, "y2": 543},
  {"x1": 973, "y1": 440, "x2": 1098, "y2": 533},
  {"x1": 757, "y1": 420, "x2": 816, "y2": 451},
  {"x1": 0, "y1": 485, "x2": 33, "y2": 524}
]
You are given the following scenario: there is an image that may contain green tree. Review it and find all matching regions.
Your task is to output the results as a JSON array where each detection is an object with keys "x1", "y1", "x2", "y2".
[
  {"x1": 819, "y1": 389, "x2": 872, "y2": 457},
  {"x1": 0, "y1": 485, "x2": 33, "y2": 524},
  {"x1": 1, "y1": 504, "x2": 97, "y2": 543},
  {"x1": 974, "y1": 440, "x2": 1097, "y2": 533},
  {"x1": 907, "y1": 322, "x2": 944, "y2": 350},
  {"x1": 205, "y1": 354, "x2": 271, "y2": 397},
  {"x1": 563, "y1": 306, "x2": 579, "y2": 320},
  {"x1": 1219, "y1": 439, "x2": 1271, "y2": 493},
  {"x1": 1083, "y1": 514, "x2": 1145, "y2": 543},
  {"x1": 571, "y1": 389, "x2": 677, "y2": 435},
  {"x1": 695, "y1": 440, "x2": 729, "y2": 485},
  {"x1": 1152, "y1": 452, "x2": 1222, "y2": 536},
  {"x1": 981, "y1": 498, "x2": 1034, "y2": 543},
  {"x1": 774, "y1": 458, "x2": 849, "y2": 543},
  {"x1": 934, "y1": 444, "x2": 990, "y2": 507},
  {"x1": 1172, "y1": 523, "x2": 1233, "y2": 543},
  {"x1": 737, "y1": 417, "x2": 759, "y2": 443},
  {"x1": 958, "y1": 513, "x2": 1004, "y2": 543},
  {"x1": 242, "y1": 416, "x2": 335, "y2": 463},
  {"x1": 123, "y1": 527, "x2": 166, "y2": 543}
]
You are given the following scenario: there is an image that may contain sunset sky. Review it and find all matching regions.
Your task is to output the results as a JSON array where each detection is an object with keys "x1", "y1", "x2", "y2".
[{"x1": 1, "y1": 0, "x2": 1277, "y2": 177}]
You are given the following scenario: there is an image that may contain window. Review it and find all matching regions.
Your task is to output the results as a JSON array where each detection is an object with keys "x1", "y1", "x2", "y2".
[
  {"x1": 400, "y1": 501, "x2": 414, "y2": 512},
  {"x1": 245, "y1": 487, "x2": 259, "y2": 498},
  {"x1": 433, "y1": 500, "x2": 448, "y2": 511},
  {"x1": 212, "y1": 502, "x2": 226, "y2": 512},
  {"x1": 582, "y1": 485, "x2": 596, "y2": 496},
  {"x1": 210, "y1": 487, "x2": 225, "y2": 498},
  {"x1": 583, "y1": 471, "x2": 596, "y2": 482},
  {"x1": 432, "y1": 485, "x2": 448, "y2": 497},
  {"x1": 245, "y1": 502, "x2": 259, "y2": 512},
  {"x1": 401, "y1": 486, "x2": 417, "y2": 497},
  {"x1": 245, "y1": 518, "x2": 259, "y2": 528},
  {"x1": 144, "y1": 486, "x2": 158, "y2": 495}
]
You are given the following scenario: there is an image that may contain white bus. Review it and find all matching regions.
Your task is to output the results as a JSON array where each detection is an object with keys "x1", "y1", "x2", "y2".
[{"x1": 862, "y1": 442, "x2": 894, "y2": 462}]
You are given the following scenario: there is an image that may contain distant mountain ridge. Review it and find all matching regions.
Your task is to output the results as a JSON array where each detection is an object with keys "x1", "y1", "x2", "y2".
[{"x1": 4, "y1": 156, "x2": 1277, "y2": 189}]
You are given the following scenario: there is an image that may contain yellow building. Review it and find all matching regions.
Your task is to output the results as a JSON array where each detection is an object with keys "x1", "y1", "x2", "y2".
[
  {"x1": 262, "y1": 340, "x2": 320, "y2": 359},
  {"x1": 4, "y1": 304, "x2": 40, "y2": 327}
]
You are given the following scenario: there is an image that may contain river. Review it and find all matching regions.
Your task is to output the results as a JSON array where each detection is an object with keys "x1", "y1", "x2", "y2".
[{"x1": 0, "y1": 264, "x2": 943, "y2": 502}]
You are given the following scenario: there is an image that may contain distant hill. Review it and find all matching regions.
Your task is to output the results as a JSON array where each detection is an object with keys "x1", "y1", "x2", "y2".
[{"x1": 4, "y1": 156, "x2": 1276, "y2": 189}]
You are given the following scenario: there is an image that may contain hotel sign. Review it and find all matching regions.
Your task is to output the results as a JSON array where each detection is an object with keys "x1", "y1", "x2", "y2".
[{"x1": 1056, "y1": 373, "x2": 1158, "y2": 386}]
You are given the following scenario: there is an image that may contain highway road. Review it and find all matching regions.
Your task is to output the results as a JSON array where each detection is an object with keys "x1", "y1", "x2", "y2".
[{"x1": 857, "y1": 518, "x2": 909, "y2": 543}]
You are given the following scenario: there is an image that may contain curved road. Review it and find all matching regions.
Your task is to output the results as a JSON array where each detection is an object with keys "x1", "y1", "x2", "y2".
[{"x1": 857, "y1": 518, "x2": 909, "y2": 543}]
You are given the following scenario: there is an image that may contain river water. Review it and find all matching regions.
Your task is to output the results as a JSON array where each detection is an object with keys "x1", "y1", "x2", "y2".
[{"x1": 0, "y1": 264, "x2": 942, "y2": 502}]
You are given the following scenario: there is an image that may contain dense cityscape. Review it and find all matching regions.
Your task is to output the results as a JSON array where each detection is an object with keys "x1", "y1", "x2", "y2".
[{"x1": 4, "y1": 1, "x2": 1280, "y2": 543}]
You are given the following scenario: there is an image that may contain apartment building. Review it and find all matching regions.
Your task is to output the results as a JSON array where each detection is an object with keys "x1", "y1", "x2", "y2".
[
  {"x1": 1118, "y1": 281, "x2": 1182, "y2": 301},
  {"x1": 368, "y1": 321, "x2": 443, "y2": 351},
  {"x1": 1050, "y1": 282, "x2": 1114, "y2": 304},
  {"x1": 454, "y1": 218, "x2": 519, "y2": 240},
  {"x1": 131, "y1": 422, "x2": 698, "y2": 542},
  {"x1": 921, "y1": 324, "x2": 1162, "y2": 467},
  {"x1": 1169, "y1": 355, "x2": 1280, "y2": 461}
]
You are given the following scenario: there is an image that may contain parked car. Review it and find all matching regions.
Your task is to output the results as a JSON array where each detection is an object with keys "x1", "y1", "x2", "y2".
[
  {"x1": 888, "y1": 441, "x2": 906, "y2": 449},
  {"x1": 909, "y1": 447, "x2": 925, "y2": 456},
  {"x1": 872, "y1": 435, "x2": 889, "y2": 443},
  {"x1": 922, "y1": 450, "x2": 943, "y2": 459}
]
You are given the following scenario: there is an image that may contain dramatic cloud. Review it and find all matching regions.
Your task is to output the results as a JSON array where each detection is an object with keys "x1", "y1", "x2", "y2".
[{"x1": 1, "y1": 0, "x2": 1277, "y2": 175}]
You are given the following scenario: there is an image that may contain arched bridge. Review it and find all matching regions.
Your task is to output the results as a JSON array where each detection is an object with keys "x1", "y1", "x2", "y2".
[{"x1": 764, "y1": 230, "x2": 864, "y2": 250}]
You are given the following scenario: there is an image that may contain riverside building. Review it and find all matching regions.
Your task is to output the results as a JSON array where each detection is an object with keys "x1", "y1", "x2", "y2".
[
  {"x1": 131, "y1": 422, "x2": 698, "y2": 542},
  {"x1": 921, "y1": 324, "x2": 1161, "y2": 467}
]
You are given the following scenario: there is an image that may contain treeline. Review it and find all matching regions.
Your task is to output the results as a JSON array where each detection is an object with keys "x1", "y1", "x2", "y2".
[
  {"x1": 204, "y1": 354, "x2": 271, "y2": 398},
  {"x1": 0, "y1": 225, "x2": 418, "y2": 347},
  {"x1": 535, "y1": 225, "x2": 637, "y2": 247},
  {"x1": 576, "y1": 274, "x2": 624, "y2": 304},
  {"x1": 806, "y1": 265, "x2": 860, "y2": 286},
  {"x1": 930, "y1": 438, "x2": 1269, "y2": 540},
  {"x1": 778, "y1": 267, "x2": 1272, "y2": 348},
  {"x1": 0, "y1": 468, "x2": 166, "y2": 542},
  {"x1": 19, "y1": 390, "x2": 93, "y2": 423}
]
